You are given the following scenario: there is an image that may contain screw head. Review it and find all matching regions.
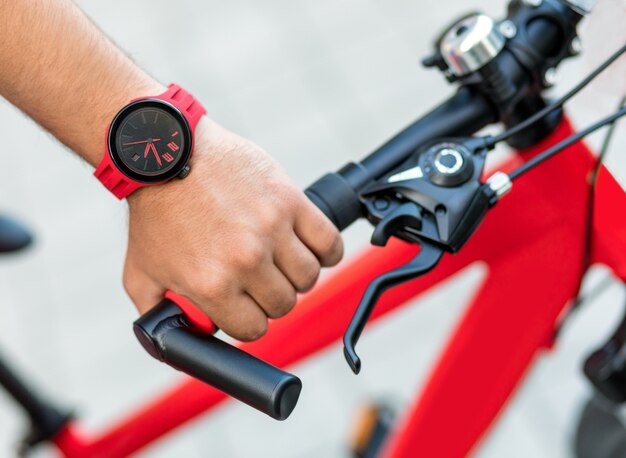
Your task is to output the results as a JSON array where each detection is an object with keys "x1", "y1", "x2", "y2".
[
  {"x1": 543, "y1": 67, "x2": 557, "y2": 87},
  {"x1": 570, "y1": 37, "x2": 582, "y2": 55},
  {"x1": 498, "y1": 20, "x2": 517, "y2": 39},
  {"x1": 373, "y1": 197, "x2": 390, "y2": 211}
]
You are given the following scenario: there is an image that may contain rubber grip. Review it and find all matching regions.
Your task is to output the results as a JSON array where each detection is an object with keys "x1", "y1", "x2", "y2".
[
  {"x1": 305, "y1": 172, "x2": 363, "y2": 231},
  {"x1": 133, "y1": 298, "x2": 302, "y2": 420}
]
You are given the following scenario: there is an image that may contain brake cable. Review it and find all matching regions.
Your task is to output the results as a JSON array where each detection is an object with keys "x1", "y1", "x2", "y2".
[
  {"x1": 342, "y1": 70, "x2": 626, "y2": 373},
  {"x1": 508, "y1": 105, "x2": 626, "y2": 180},
  {"x1": 338, "y1": 39, "x2": 626, "y2": 374},
  {"x1": 549, "y1": 95, "x2": 626, "y2": 339},
  {"x1": 574, "y1": 95, "x2": 626, "y2": 303}
]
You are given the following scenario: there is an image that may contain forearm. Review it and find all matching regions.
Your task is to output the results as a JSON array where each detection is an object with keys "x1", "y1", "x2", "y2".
[
  {"x1": 0, "y1": 0, "x2": 164, "y2": 166},
  {"x1": 0, "y1": 0, "x2": 344, "y2": 342}
]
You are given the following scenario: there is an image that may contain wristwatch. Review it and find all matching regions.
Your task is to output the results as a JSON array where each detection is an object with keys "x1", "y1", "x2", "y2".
[{"x1": 95, "y1": 83, "x2": 206, "y2": 199}]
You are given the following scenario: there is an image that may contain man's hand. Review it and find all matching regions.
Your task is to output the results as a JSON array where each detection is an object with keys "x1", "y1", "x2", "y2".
[
  {"x1": 123, "y1": 118, "x2": 343, "y2": 341},
  {"x1": 0, "y1": 0, "x2": 342, "y2": 340}
]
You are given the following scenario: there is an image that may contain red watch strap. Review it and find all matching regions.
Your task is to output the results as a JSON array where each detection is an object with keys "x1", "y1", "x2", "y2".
[
  {"x1": 94, "y1": 84, "x2": 206, "y2": 199},
  {"x1": 94, "y1": 154, "x2": 142, "y2": 199},
  {"x1": 164, "y1": 290, "x2": 217, "y2": 334},
  {"x1": 159, "y1": 83, "x2": 205, "y2": 130}
]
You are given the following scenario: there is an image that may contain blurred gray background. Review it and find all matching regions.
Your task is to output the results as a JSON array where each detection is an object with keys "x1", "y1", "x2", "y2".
[{"x1": 0, "y1": 0, "x2": 625, "y2": 457}]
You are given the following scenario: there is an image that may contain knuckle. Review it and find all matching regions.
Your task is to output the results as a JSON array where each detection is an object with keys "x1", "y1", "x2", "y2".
[
  {"x1": 191, "y1": 271, "x2": 228, "y2": 302},
  {"x1": 270, "y1": 181, "x2": 300, "y2": 212},
  {"x1": 296, "y1": 262, "x2": 320, "y2": 292},
  {"x1": 259, "y1": 207, "x2": 283, "y2": 234},
  {"x1": 239, "y1": 319, "x2": 268, "y2": 342},
  {"x1": 268, "y1": 289, "x2": 297, "y2": 318},
  {"x1": 236, "y1": 239, "x2": 266, "y2": 270},
  {"x1": 318, "y1": 228, "x2": 343, "y2": 264}
]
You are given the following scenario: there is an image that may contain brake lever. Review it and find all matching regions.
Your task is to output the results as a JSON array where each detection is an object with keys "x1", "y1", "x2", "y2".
[
  {"x1": 342, "y1": 137, "x2": 510, "y2": 374},
  {"x1": 343, "y1": 242, "x2": 444, "y2": 374}
]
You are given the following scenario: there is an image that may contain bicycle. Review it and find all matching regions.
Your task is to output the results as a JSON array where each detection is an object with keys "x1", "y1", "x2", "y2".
[{"x1": 1, "y1": 0, "x2": 626, "y2": 456}]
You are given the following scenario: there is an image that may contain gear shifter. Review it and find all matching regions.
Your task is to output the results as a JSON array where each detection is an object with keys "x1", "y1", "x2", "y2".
[{"x1": 342, "y1": 137, "x2": 502, "y2": 373}]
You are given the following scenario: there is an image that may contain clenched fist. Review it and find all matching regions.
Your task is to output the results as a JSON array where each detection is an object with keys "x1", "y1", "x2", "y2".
[{"x1": 124, "y1": 117, "x2": 343, "y2": 341}]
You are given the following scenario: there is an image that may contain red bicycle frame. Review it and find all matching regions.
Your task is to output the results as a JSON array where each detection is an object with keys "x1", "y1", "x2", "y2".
[{"x1": 52, "y1": 116, "x2": 626, "y2": 457}]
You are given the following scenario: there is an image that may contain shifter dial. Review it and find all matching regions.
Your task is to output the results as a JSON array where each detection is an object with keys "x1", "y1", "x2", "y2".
[
  {"x1": 422, "y1": 142, "x2": 474, "y2": 187},
  {"x1": 434, "y1": 148, "x2": 464, "y2": 174}
]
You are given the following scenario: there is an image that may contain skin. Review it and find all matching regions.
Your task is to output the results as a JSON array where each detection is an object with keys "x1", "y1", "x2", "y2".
[{"x1": 0, "y1": 0, "x2": 343, "y2": 341}]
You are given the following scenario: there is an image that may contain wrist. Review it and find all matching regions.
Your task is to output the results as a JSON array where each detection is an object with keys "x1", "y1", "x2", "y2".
[
  {"x1": 81, "y1": 78, "x2": 167, "y2": 167},
  {"x1": 95, "y1": 83, "x2": 207, "y2": 199},
  {"x1": 126, "y1": 116, "x2": 216, "y2": 210}
]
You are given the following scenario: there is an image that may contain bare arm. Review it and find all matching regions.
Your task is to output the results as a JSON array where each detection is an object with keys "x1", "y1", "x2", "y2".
[
  {"x1": 0, "y1": 0, "x2": 163, "y2": 165},
  {"x1": 0, "y1": 0, "x2": 343, "y2": 340}
]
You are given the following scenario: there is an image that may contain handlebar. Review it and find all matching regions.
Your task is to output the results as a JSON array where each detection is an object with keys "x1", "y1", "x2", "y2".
[
  {"x1": 305, "y1": 88, "x2": 495, "y2": 230},
  {"x1": 306, "y1": 0, "x2": 582, "y2": 230},
  {"x1": 133, "y1": 0, "x2": 584, "y2": 420},
  {"x1": 134, "y1": 298, "x2": 301, "y2": 420}
]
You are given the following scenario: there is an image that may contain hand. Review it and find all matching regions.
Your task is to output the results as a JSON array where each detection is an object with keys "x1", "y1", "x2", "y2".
[{"x1": 123, "y1": 117, "x2": 344, "y2": 341}]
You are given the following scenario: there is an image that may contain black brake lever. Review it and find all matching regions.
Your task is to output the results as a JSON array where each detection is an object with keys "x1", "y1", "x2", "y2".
[
  {"x1": 342, "y1": 137, "x2": 507, "y2": 374},
  {"x1": 343, "y1": 242, "x2": 444, "y2": 374}
]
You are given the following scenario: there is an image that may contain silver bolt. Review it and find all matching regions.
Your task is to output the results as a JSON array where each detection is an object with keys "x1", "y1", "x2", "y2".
[
  {"x1": 523, "y1": 0, "x2": 543, "y2": 6},
  {"x1": 544, "y1": 67, "x2": 557, "y2": 87},
  {"x1": 486, "y1": 171, "x2": 512, "y2": 199},
  {"x1": 498, "y1": 20, "x2": 517, "y2": 39},
  {"x1": 570, "y1": 37, "x2": 582, "y2": 55}
]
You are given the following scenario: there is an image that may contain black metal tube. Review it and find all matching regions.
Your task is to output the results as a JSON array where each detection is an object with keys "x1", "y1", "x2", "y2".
[
  {"x1": 305, "y1": 1, "x2": 584, "y2": 232},
  {"x1": 305, "y1": 88, "x2": 495, "y2": 230},
  {"x1": 0, "y1": 353, "x2": 70, "y2": 445},
  {"x1": 0, "y1": 355, "x2": 49, "y2": 420},
  {"x1": 360, "y1": 88, "x2": 495, "y2": 180}
]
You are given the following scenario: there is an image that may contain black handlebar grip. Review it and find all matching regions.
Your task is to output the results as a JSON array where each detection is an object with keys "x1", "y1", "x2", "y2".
[
  {"x1": 133, "y1": 299, "x2": 302, "y2": 421},
  {"x1": 305, "y1": 170, "x2": 364, "y2": 231}
]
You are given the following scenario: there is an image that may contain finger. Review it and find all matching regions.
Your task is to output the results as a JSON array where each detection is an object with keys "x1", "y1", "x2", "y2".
[
  {"x1": 188, "y1": 287, "x2": 269, "y2": 342},
  {"x1": 274, "y1": 233, "x2": 321, "y2": 292},
  {"x1": 294, "y1": 197, "x2": 344, "y2": 267},
  {"x1": 123, "y1": 262, "x2": 165, "y2": 315},
  {"x1": 244, "y1": 263, "x2": 298, "y2": 318}
]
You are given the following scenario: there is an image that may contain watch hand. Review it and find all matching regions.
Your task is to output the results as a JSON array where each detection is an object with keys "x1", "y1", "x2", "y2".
[
  {"x1": 123, "y1": 138, "x2": 161, "y2": 146},
  {"x1": 150, "y1": 143, "x2": 163, "y2": 167},
  {"x1": 143, "y1": 142, "x2": 151, "y2": 159}
]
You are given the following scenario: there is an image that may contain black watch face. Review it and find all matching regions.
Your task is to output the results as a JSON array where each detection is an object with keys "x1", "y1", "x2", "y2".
[{"x1": 108, "y1": 99, "x2": 192, "y2": 183}]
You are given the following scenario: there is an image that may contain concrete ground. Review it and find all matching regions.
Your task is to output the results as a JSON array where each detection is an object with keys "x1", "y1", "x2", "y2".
[{"x1": 0, "y1": 0, "x2": 625, "y2": 457}]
